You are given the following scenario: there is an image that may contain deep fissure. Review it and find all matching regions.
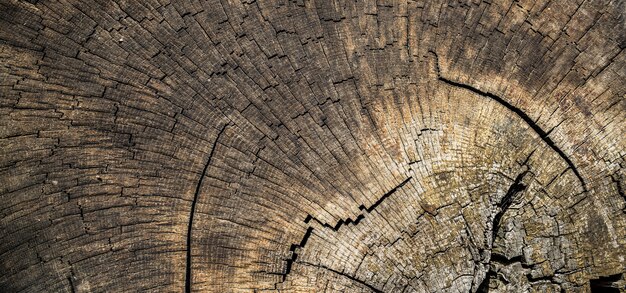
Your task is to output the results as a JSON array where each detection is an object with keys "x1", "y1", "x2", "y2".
[
  {"x1": 491, "y1": 171, "x2": 528, "y2": 244},
  {"x1": 476, "y1": 170, "x2": 529, "y2": 292},
  {"x1": 429, "y1": 51, "x2": 587, "y2": 193},
  {"x1": 590, "y1": 273, "x2": 623, "y2": 293}
]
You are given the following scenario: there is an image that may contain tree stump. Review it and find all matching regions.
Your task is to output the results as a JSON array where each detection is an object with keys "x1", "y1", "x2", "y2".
[{"x1": 1, "y1": 0, "x2": 624, "y2": 292}]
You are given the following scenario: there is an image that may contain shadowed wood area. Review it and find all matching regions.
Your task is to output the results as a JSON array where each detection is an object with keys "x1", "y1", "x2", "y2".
[{"x1": 1, "y1": 0, "x2": 625, "y2": 292}]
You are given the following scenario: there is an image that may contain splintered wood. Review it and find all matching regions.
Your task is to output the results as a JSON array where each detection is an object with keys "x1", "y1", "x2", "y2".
[{"x1": 0, "y1": 0, "x2": 624, "y2": 292}]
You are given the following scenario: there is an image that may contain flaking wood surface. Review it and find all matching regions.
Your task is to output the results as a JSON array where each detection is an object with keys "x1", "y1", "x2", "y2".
[{"x1": 1, "y1": 0, "x2": 625, "y2": 292}]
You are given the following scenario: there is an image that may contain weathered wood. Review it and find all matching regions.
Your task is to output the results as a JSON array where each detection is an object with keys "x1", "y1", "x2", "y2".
[{"x1": 0, "y1": 0, "x2": 624, "y2": 292}]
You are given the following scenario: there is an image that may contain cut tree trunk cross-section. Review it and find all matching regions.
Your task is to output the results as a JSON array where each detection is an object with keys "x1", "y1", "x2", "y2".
[{"x1": 0, "y1": 0, "x2": 624, "y2": 292}]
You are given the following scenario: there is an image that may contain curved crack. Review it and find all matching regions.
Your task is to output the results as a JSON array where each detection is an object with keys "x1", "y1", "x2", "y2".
[
  {"x1": 429, "y1": 51, "x2": 587, "y2": 193},
  {"x1": 185, "y1": 124, "x2": 228, "y2": 293}
]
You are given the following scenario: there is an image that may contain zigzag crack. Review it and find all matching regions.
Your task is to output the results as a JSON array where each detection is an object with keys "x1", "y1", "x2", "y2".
[
  {"x1": 304, "y1": 177, "x2": 413, "y2": 231},
  {"x1": 275, "y1": 177, "x2": 412, "y2": 289}
]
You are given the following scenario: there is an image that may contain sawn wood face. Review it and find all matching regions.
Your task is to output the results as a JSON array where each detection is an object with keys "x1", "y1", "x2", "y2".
[{"x1": 0, "y1": 0, "x2": 624, "y2": 292}]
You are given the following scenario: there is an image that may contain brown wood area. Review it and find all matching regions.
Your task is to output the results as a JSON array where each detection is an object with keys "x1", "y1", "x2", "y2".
[{"x1": 1, "y1": 0, "x2": 625, "y2": 292}]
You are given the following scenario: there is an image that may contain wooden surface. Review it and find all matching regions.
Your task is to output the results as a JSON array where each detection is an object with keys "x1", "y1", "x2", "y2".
[{"x1": 1, "y1": 0, "x2": 625, "y2": 292}]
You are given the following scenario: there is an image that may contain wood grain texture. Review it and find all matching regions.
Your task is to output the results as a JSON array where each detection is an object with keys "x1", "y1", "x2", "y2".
[{"x1": 0, "y1": 0, "x2": 624, "y2": 292}]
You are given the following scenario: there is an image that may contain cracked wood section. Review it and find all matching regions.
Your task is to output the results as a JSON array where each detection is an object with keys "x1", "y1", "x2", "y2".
[
  {"x1": 186, "y1": 123, "x2": 227, "y2": 293},
  {"x1": 277, "y1": 177, "x2": 412, "y2": 288},
  {"x1": 0, "y1": 0, "x2": 625, "y2": 292}
]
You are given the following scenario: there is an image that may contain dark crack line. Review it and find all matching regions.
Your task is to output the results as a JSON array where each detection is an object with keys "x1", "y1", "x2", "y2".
[
  {"x1": 490, "y1": 253, "x2": 530, "y2": 269},
  {"x1": 304, "y1": 177, "x2": 413, "y2": 231},
  {"x1": 476, "y1": 254, "x2": 529, "y2": 292},
  {"x1": 491, "y1": 170, "x2": 528, "y2": 244},
  {"x1": 278, "y1": 227, "x2": 313, "y2": 284},
  {"x1": 590, "y1": 273, "x2": 624, "y2": 291},
  {"x1": 185, "y1": 124, "x2": 227, "y2": 293},
  {"x1": 439, "y1": 76, "x2": 587, "y2": 191},
  {"x1": 68, "y1": 267, "x2": 78, "y2": 293},
  {"x1": 429, "y1": 51, "x2": 587, "y2": 193},
  {"x1": 68, "y1": 276, "x2": 76, "y2": 293},
  {"x1": 610, "y1": 175, "x2": 625, "y2": 211},
  {"x1": 526, "y1": 273, "x2": 561, "y2": 284},
  {"x1": 476, "y1": 170, "x2": 529, "y2": 293},
  {"x1": 275, "y1": 177, "x2": 412, "y2": 288},
  {"x1": 298, "y1": 262, "x2": 383, "y2": 293}
]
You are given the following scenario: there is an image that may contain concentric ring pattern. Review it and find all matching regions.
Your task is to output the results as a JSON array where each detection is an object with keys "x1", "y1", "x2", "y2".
[{"x1": 1, "y1": 0, "x2": 624, "y2": 292}]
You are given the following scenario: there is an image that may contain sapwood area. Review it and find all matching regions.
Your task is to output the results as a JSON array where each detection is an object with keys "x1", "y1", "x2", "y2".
[{"x1": 1, "y1": 0, "x2": 625, "y2": 292}]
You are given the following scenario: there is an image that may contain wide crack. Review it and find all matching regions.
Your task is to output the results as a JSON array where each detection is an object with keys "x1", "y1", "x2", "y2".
[{"x1": 429, "y1": 50, "x2": 587, "y2": 194}]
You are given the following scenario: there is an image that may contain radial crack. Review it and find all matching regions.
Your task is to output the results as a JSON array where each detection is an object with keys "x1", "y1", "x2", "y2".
[
  {"x1": 477, "y1": 170, "x2": 529, "y2": 293},
  {"x1": 185, "y1": 124, "x2": 228, "y2": 293},
  {"x1": 491, "y1": 171, "x2": 528, "y2": 244},
  {"x1": 279, "y1": 227, "x2": 313, "y2": 284}
]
